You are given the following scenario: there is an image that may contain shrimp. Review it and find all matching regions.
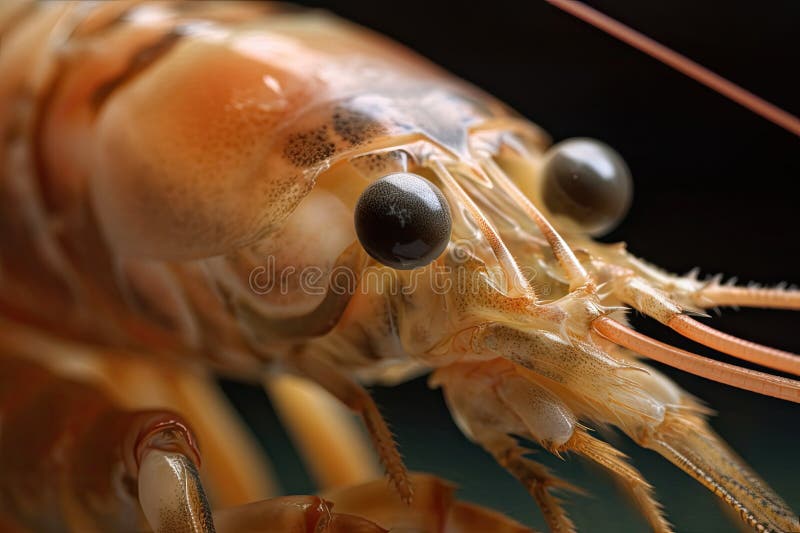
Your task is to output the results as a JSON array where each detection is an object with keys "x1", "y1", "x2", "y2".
[{"x1": 0, "y1": 1, "x2": 797, "y2": 532}]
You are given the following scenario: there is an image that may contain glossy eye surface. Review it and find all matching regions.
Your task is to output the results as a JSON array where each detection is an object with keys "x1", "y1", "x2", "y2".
[
  {"x1": 540, "y1": 138, "x2": 633, "y2": 236},
  {"x1": 355, "y1": 173, "x2": 452, "y2": 270}
]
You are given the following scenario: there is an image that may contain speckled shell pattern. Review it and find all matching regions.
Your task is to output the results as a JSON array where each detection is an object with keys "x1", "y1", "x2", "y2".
[{"x1": 0, "y1": 1, "x2": 539, "y2": 377}]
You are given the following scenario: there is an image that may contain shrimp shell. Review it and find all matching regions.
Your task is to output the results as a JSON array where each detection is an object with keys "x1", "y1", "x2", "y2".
[{"x1": 1, "y1": 2, "x2": 798, "y2": 532}]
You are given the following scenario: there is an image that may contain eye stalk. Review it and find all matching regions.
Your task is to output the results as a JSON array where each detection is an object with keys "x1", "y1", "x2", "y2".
[
  {"x1": 540, "y1": 138, "x2": 633, "y2": 236},
  {"x1": 355, "y1": 172, "x2": 452, "y2": 270}
]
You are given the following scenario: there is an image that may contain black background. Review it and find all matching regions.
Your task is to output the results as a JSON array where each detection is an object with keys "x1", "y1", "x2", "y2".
[{"x1": 222, "y1": 2, "x2": 800, "y2": 531}]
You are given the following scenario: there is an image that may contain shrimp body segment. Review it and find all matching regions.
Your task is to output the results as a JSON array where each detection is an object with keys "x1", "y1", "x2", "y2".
[{"x1": 0, "y1": 2, "x2": 798, "y2": 532}]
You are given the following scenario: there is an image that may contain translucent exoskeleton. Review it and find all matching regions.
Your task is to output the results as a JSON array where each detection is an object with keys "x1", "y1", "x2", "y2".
[{"x1": 0, "y1": 1, "x2": 798, "y2": 532}]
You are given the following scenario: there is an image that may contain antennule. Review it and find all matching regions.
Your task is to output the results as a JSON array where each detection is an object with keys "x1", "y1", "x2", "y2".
[
  {"x1": 481, "y1": 156, "x2": 591, "y2": 290},
  {"x1": 696, "y1": 285, "x2": 800, "y2": 311},
  {"x1": 593, "y1": 316, "x2": 800, "y2": 403},
  {"x1": 429, "y1": 159, "x2": 535, "y2": 299},
  {"x1": 669, "y1": 314, "x2": 800, "y2": 377}
]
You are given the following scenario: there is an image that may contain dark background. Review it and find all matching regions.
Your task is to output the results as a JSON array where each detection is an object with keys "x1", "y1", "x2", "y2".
[{"x1": 222, "y1": 2, "x2": 800, "y2": 531}]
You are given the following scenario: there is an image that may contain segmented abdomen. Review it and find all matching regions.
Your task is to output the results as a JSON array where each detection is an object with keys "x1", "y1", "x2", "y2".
[{"x1": 0, "y1": 1, "x2": 519, "y2": 377}]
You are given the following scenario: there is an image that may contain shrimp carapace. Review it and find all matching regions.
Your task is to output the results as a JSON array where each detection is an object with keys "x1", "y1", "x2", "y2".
[{"x1": 0, "y1": 2, "x2": 798, "y2": 532}]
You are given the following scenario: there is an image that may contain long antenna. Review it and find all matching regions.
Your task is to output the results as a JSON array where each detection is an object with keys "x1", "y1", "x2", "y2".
[{"x1": 546, "y1": 0, "x2": 800, "y2": 137}]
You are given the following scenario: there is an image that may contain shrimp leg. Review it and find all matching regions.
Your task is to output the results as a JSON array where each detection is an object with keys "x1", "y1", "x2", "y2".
[
  {"x1": 564, "y1": 432, "x2": 670, "y2": 533},
  {"x1": 266, "y1": 374, "x2": 382, "y2": 489},
  {"x1": 433, "y1": 359, "x2": 673, "y2": 533},
  {"x1": 285, "y1": 351, "x2": 412, "y2": 503},
  {"x1": 485, "y1": 437, "x2": 580, "y2": 533},
  {"x1": 432, "y1": 360, "x2": 582, "y2": 533}
]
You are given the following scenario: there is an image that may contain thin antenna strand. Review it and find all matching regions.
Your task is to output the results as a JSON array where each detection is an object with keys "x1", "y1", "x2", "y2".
[
  {"x1": 593, "y1": 317, "x2": 800, "y2": 403},
  {"x1": 429, "y1": 159, "x2": 535, "y2": 300},
  {"x1": 546, "y1": 0, "x2": 800, "y2": 137},
  {"x1": 481, "y1": 156, "x2": 591, "y2": 289},
  {"x1": 669, "y1": 314, "x2": 800, "y2": 376},
  {"x1": 697, "y1": 285, "x2": 800, "y2": 311}
]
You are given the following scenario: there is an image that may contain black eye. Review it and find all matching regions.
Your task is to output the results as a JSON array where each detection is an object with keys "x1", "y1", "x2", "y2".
[
  {"x1": 355, "y1": 172, "x2": 452, "y2": 270},
  {"x1": 540, "y1": 138, "x2": 633, "y2": 236}
]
